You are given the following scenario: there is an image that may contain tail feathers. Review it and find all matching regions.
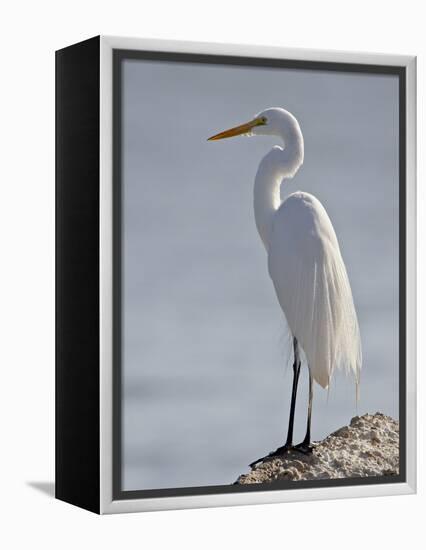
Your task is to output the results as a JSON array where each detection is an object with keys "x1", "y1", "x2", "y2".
[
  {"x1": 277, "y1": 252, "x2": 361, "y2": 393},
  {"x1": 302, "y1": 257, "x2": 361, "y2": 392}
]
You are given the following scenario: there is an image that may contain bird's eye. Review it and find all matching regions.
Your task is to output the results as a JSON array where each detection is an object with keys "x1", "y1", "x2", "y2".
[{"x1": 261, "y1": 116, "x2": 267, "y2": 124}]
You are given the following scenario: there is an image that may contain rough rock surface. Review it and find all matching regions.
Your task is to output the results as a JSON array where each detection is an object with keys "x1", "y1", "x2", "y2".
[{"x1": 237, "y1": 413, "x2": 399, "y2": 484}]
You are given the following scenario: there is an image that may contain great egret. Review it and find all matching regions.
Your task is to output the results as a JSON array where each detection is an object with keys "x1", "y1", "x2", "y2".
[{"x1": 208, "y1": 108, "x2": 361, "y2": 465}]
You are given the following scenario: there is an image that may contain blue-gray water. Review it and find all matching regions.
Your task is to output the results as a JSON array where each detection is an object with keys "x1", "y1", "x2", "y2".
[{"x1": 121, "y1": 59, "x2": 399, "y2": 491}]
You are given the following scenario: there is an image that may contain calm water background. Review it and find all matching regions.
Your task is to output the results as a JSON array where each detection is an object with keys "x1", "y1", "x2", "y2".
[{"x1": 121, "y1": 59, "x2": 399, "y2": 491}]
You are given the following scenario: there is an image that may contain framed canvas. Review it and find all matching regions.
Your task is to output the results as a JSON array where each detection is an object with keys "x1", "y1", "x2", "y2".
[{"x1": 55, "y1": 35, "x2": 416, "y2": 514}]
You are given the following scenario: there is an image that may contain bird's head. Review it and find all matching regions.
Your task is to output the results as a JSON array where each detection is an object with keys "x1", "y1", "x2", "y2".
[{"x1": 207, "y1": 107, "x2": 302, "y2": 144}]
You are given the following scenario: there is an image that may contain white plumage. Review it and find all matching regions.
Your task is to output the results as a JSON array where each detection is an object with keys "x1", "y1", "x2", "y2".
[
  {"x1": 208, "y1": 107, "x2": 361, "y2": 457},
  {"x1": 249, "y1": 108, "x2": 361, "y2": 392},
  {"x1": 268, "y1": 191, "x2": 361, "y2": 389}
]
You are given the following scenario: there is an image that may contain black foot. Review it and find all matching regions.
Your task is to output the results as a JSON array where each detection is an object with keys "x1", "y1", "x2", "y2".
[
  {"x1": 293, "y1": 442, "x2": 313, "y2": 454},
  {"x1": 249, "y1": 444, "x2": 292, "y2": 468}
]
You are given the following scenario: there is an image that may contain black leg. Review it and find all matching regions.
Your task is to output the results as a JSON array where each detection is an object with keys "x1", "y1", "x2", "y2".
[
  {"x1": 249, "y1": 338, "x2": 301, "y2": 467},
  {"x1": 281, "y1": 337, "x2": 301, "y2": 448},
  {"x1": 294, "y1": 368, "x2": 314, "y2": 454}
]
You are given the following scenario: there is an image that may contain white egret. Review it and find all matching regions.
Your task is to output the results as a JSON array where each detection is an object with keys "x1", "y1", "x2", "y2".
[{"x1": 208, "y1": 108, "x2": 361, "y2": 465}]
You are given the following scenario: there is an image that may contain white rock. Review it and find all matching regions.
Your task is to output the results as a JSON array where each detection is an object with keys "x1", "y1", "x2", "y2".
[{"x1": 236, "y1": 413, "x2": 399, "y2": 484}]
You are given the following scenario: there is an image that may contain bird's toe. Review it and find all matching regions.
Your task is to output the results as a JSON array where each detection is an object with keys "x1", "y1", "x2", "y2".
[{"x1": 292, "y1": 443, "x2": 313, "y2": 455}]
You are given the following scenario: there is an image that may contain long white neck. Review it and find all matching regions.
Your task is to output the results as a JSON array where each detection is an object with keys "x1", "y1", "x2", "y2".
[{"x1": 254, "y1": 126, "x2": 304, "y2": 250}]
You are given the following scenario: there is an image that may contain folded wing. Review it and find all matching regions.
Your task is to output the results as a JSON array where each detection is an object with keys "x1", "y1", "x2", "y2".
[{"x1": 268, "y1": 192, "x2": 361, "y2": 389}]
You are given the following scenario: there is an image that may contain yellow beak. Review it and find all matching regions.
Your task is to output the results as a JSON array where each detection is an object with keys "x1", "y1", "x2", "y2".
[{"x1": 207, "y1": 116, "x2": 265, "y2": 141}]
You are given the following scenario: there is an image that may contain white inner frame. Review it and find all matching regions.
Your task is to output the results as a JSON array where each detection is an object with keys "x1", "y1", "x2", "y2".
[{"x1": 99, "y1": 35, "x2": 417, "y2": 514}]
